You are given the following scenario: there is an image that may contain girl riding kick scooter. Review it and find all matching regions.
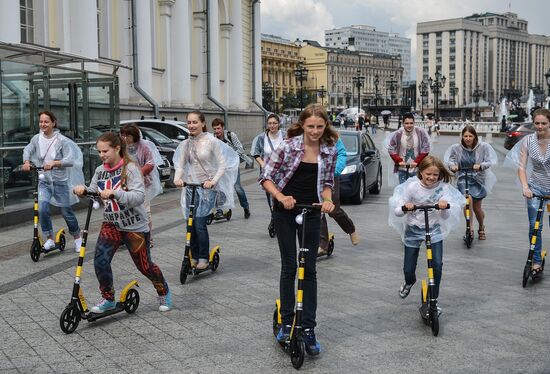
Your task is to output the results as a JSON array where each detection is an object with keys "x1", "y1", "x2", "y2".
[
  {"x1": 522, "y1": 195, "x2": 548, "y2": 287},
  {"x1": 272, "y1": 204, "x2": 320, "y2": 370},
  {"x1": 179, "y1": 183, "x2": 221, "y2": 284},
  {"x1": 401, "y1": 203, "x2": 450, "y2": 337},
  {"x1": 59, "y1": 191, "x2": 140, "y2": 334},
  {"x1": 29, "y1": 166, "x2": 66, "y2": 261}
]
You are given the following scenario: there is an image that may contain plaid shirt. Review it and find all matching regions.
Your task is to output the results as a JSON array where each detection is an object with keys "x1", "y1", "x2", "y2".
[{"x1": 259, "y1": 134, "x2": 337, "y2": 201}]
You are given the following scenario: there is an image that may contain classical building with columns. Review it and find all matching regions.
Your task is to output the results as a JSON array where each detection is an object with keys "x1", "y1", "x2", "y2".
[{"x1": 1, "y1": 0, "x2": 265, "y2": 142}]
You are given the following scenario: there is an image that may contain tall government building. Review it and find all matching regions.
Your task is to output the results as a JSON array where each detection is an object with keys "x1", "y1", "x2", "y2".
[
  {"x1": 417, "y1": 12, "x2": 550, "y2": 107},
  {"x1": 325, "y1": 25, "x2": 411, "y2": 82}
]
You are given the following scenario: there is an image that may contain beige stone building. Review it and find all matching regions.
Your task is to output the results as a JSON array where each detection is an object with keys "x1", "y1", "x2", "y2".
[{"x1": 417, "y1": 12, "x2": 550, "y2": 106}]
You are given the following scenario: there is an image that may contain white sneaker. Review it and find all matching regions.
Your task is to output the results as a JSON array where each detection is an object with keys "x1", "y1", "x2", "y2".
[
  {"x1": 74, "y1": 238, "x2": 83, "y2": 253},
  {"x1": 43, "y1": 239, "x2": 55, "y2": 250}
]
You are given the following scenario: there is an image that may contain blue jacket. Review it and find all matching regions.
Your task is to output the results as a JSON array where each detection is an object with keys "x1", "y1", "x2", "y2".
[{"x1": 334, "y1": 138, "x2": 347, "y2": 176}]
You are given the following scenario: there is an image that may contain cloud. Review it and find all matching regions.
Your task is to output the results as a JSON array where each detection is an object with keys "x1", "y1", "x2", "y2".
[{"x1": 260, "y1": 0, "x2": 334, "y2": 44}]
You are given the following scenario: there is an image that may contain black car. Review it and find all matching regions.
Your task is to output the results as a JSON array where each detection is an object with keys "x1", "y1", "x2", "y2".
[{"x1": 338, "y1": 130, "x2": 382, "y2": 204}]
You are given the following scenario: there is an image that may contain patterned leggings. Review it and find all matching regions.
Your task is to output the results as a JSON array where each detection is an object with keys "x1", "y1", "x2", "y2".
[{"x1": 94, "y1": 222, "x2": 169, "y2": 300}]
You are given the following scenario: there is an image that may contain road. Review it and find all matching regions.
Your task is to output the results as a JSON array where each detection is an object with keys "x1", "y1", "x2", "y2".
[{"x1": 0, "y1": 130, "x2": 549, "y2": 373}]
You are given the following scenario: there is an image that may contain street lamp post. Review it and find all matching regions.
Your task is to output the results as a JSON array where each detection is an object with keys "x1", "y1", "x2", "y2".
[
  {"x1": 317, "y1": 85, "x2": 327, "y2": 107},
  {"x1": 344, "y1": 89, "x2": 352, "y2": 108},
  {"x1": 545, "y1": 68, "x2": 550, "y2": 100},
  {"x1": 352, "y1": 69, "x2": 365, "y2": 112},
  {"x1": 472, "y1": 83, "x2": 482, "y2": 121},
  {"x1": 449, "y1": 82, "x2": 459, "y2": 108},
  {"x1": 419, "y1": 80, "x2": 428, "y2": 118},
  {"x1": 294, "y1": 63, "x2": 309, "y2": 112},
  {"x1": 428, "y1": 70, "x2": 446, "y2": 122},
  {"x1": 374, "y1": 75, "x2": 380, "y2": 117},
  {"x1": 387, "y1": 75, "x2": 397, "y2": 105}
]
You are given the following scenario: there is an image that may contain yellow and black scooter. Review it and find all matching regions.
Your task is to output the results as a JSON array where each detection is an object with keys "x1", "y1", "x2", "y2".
[
  {"x1": 459, "y1": 167, "x2": 474, "y2": 249},
  {"x1": 205, "y1": 208, "x2": 232, "y2": 225},
  {"x1": 273, "y1": 204, "x2": 321, "y2": 370},
  {"x1": 522, "y1": 195, "x2": 548, "y2": 287},
  {"x1": 179, "y1": 183, "x2": 221, "y2": 284},
  {"x1": 29, "y1": 166, "x2": 66, "y2": 262},
  {"x1": 59, "y1": 191, "x2": 140, "y2": 334},
  {"x1": 402, "y1": 203, "x2": 450, "y2": 337}
]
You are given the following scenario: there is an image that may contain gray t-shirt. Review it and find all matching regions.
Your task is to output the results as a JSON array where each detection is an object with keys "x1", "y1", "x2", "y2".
[{"x1": 88, "y1": 161, "x2": 149, "y2": 232}]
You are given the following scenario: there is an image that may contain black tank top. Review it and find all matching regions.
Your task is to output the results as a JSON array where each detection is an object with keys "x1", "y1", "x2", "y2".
[{"x1": 277, "y1": 162, "x2": 318, "y2": 209}]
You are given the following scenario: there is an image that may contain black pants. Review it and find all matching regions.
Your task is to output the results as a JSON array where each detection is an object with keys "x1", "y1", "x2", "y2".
[{"x1": 273, "y1": 209, "x2": 321, "y2": 329}]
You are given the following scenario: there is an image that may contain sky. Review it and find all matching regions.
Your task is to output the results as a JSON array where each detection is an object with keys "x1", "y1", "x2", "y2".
[{"x1": 260, "y1": 0, "x2": 548, "y2": 80}]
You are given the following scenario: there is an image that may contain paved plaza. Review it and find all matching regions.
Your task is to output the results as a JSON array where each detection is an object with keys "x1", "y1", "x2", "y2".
[{"x1": 0, "y1": 130, "x2": 549, "y2": 373}]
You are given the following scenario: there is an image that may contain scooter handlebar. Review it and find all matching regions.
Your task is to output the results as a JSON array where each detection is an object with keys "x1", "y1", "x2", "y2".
[
  {"x1": 82, "y1": 190, "x2": 115, "y2": 199},
  {"x1": 531, "y1": 194, "x2": 550, "y2": 200},
  {"x1": 294, "y1": 203, "x2": 322, "y2": 211},
  {"x1": 401, "y1": 203, "x2": 450, "y2": 212},
  {"x1": 182, "y1": 182, "x2": 205, "y2": 188}
]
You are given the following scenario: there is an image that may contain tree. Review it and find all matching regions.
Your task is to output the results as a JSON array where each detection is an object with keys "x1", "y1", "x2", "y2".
[{"x1": 262, "y1": 82, "x2": 274, "y2": 112}]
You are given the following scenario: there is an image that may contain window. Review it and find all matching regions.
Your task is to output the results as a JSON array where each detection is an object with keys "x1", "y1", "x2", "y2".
[{"x1": 20, "y1": 0, "x2": 34, "y2": 43}]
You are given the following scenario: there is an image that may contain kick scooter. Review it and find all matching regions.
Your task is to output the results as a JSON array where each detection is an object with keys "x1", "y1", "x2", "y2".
[
  {"x1": 458, "y1": 167, "x2": 474, "y2": 248},
  {"x1": 59, "y1": 191, "x2": 140, "y2": 334},
  {"x1": 522, "y1": 195, "x2": 548, "y2": 287},
  {"x1": 205, "y1": 208, "x2": 232, "y2": 225},
  {"x1": 402, "y1": 203, "x2": 450, "y2": 337},
  {"x1": 179, "y1": 183, "x2": 221, "y2": 284},
  {"x1": 273, "y1": 204, "x2": 321, "y2": 370},
  {"x1": 28, "y1": 166, "x2": 66, "y2": 262}
]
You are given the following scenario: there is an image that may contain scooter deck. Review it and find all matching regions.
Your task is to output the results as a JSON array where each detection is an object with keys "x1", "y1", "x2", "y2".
[{"x1": 85, "y1": 303, "x2": 125, "y2": 321}]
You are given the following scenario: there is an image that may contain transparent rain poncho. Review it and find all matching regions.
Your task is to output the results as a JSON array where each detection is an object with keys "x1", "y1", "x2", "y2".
[
  {"x1": 127, "y1": 139, "x2": 163, "y2": 201},
  {"x1": 384, "y1": 127, "x2": 431, "y2": 187},
  {"x1": 23, "y1": 130, "x2": 85, "y2": 207},
  {"x1": 173, "y1": 132, "x2": 239, "y2": 218},
  {"x1": 388, "y1": 176, "x2": 465, "y2": 247},
  {"x1": 505, "y1": 134, "x2": 550, "y2": 193},
  {"x1": 444, "y1": 141, "x2": 498, "y2": 199}
]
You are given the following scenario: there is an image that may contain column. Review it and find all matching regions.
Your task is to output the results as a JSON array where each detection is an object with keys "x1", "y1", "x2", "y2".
[
  {"x1": 158, "y1": 0, "x2": 175, "y2": 106},
  {"x1": 171, "y1": 0, "x2": 192, "y2": 106},
  {"x1": 131, "y1": 0, "x2": 153, "y2": 102},
  {"x1": 228, "y1": 0, "x2": 244, "y2": 108},
  {"x1": 68, "y1": 0, "x2": 98, "y2": 58},
  {"x1": 207, "y1": 0, "x2": 220, "y2": 100},
  {"x1": 192, "y1": 8, "x2": 207, "y2": 105},
  {"x1": 220, "y1": 23, "x2": 232, "y2": 104},
  {"x1": 0, "y1": 0, "x2": 19, "y2": 43}
]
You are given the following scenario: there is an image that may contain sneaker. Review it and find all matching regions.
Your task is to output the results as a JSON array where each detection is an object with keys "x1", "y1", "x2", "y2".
[
  {"x1": 276, "y1": 324, "x2": 291, "y2": 343},
  {"x1": 317, "y1": 247, "x2": 328, "y2": 256},
  {"x1": 350, "y1": 232, "x2": 360, "y2": 246},
  {"x1": 419, "y1": 304, "x2": 442, "y2": 319},
  {"x1": 158, "y1": 290, "x2": 172, "y2": 312},
  {"x1": 399, "y1": 282, "x2": 413, "y2": 299},
  {"x1": 196, "y1": 259, "x2": 209, "y2": 270},
  {"x1": 90, "y1": 298, "x2": 116, "y2": 313},
  {"x1": 74, "y1": 238, "x2": 82, "y2": 253},
  {"x1": 43, "y1": 238, "x2": 55, "y2": 250},
  {"x1": 303, "y1": 328, "x2": 321, "y2": 355},
  {"x1": 244, "y1": 208, "x2": 251, "y2": 219}
]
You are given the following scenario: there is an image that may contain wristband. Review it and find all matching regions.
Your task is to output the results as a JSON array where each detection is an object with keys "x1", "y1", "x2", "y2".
[{"x1": 323, "y1": 198, "x2": 333, "y2": 203}]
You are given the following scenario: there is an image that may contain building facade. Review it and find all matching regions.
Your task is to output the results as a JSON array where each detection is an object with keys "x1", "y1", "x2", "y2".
[
  {"x1": 260, "y1": 34, "x2": 303, "y2": 113},
  {"x1": 325, "y1": 25, "x2": 412, "y2": 82},
  {"x1": 417, "y1": 12, "x2": 550, "y2": 106},
  {"x1": 300, "y1": 42, "x2": 403, "y2": 112}
]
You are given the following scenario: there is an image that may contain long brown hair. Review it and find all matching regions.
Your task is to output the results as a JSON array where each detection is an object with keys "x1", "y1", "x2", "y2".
[
  {"x1": 39, "y1": 110, "x2": 57, "y2": 128},
  {"x1": 287, "y1": 104, "x2": 338, "y2": 146},
  {"x1": 460, "y1": 125, "x2": 479, "y2": 148},
  {"x1": 97, "y1": 131, "x2": 132, "y2": 188},
  {"x1": 120, "y1": 123, "x2": 142, "y2": 142},
  {"x1": 187, "y1": 110, "x2": 207, "y2": 132},
  {"x1": 416, "y1": 155, "x2": 453, "y2": 183}
]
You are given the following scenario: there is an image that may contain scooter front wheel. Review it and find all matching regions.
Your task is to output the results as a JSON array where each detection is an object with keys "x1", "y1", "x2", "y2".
[
  {"x1": 58, "y1": 234, "x2": 66, "y2": 251},
  {"x1": 464, "y1": 230, "x2": 473, "y2": 248},
  {"x1": 522, "y1": 265, "x2": 530, "y2": 288},
  {"x1": 268, "y1": 221, "x2": 275, "y2": 238},
  {"x1": 290, "y1": 338, "x2": 305, "y2": 369},
  {"x1": 30, "y1": 241, "x2": 41, "y2": 262},
  {"x1": 180, "y1": 261, "x2": 190, "y2": 284},
  {"x1": 431, "y1": 310, "x2": 439, "y2": 337},
  {"x1": 206, "y1": 214, "x2": 213, "y2": 225},
  {"x1": 327, "y1": 238, "x2": 335, "y2": 256},
  {"x1": 124, "y1": 289, "x2": 140, "y2": 314},
  {"x1": 211, "y1": 252, "x2": 220, "y2": 272},
  {"x1": 60, "y1": 305, "x2": 81, "y2": 334}
]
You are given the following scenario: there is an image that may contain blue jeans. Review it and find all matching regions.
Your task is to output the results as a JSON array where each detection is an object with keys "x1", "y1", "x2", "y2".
[
  {"x1": 398, "y1": 170, "x2": 415, "y2": 184},
  {"x1": 190, "y1": 216, "x2": 209, "y2": 261},
  {"x1": 234, "y1": 169, "x2": 249, "y2": 209},
  {"x1": 371, "y1": 125, "x2": 377, "y2": 134},
  {"x1": 38, "y1": 181, "x2": 80, "y2": 237},
  {"x1": 526, "y1": 185, "x2": 550, "y2": 264},
  {"x1": 403, "y1": 234, "x2": 443, "y2": 299}
]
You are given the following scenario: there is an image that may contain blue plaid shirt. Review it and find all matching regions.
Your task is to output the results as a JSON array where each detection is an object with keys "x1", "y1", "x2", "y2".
[{"x1": 259, "y1": 135, "x2": 337, "y2": 201}]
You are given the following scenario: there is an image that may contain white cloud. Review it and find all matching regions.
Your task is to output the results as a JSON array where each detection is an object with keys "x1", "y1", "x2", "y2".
[{"x1": 260, "y1": 0, "x2": 334, "y2": 44}]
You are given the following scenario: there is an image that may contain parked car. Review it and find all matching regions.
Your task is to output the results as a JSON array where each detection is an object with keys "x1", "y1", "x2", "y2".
[
  {"x1": 504, "y1": 122, "x2": 534, "y2": 150},
  {"x1": 138, "y1": 127, "x2": 179, "y2": 183},
  {"x1": 121, "y1": 118, "x2": 189, "y2": 143},
  {"x1": 338, "y1": 130, "x2": 382, "y2": 204}
]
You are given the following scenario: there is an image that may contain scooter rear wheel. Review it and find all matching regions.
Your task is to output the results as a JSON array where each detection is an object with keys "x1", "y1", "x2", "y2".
[
  {"x1": 30, "y1": 241, "x2": 41, "y2": 262},
  {"x1": 206, "y1": 214, "x2": 213, "y2": 225},
  {"x1": 180, "y1": 262, "x2": 190, "y2": 284},
  {"x1": 290, "y1": 338, "x2": 305, "y2": 369},
  {"x1": 211, "y1": 252, "x2": 220, "y2": 272},
  {"x1": 268, "y1": 221, "x2": 275, "y2": 238},
  {"x1": 522, "y1": 265, "x2": 530, "y2": 288},
  {"x1": 431, "y1": 310, "x2": 439, "y2": 336},
  {"x1": 327, "y1": 238, "x2": 335, "y2": 256},
  {"x1": 60, "y1": 305, "x2": 80, "y2": 334},
  {"x1": 124, "y1": 289, "x2": 140, "y2": 314},
  {"x1": 58, "y1": 234, "x2": 66, "y2": 251},
  {"x1": 226, "y1": 209, "x2": 232, "y2": 221}
]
